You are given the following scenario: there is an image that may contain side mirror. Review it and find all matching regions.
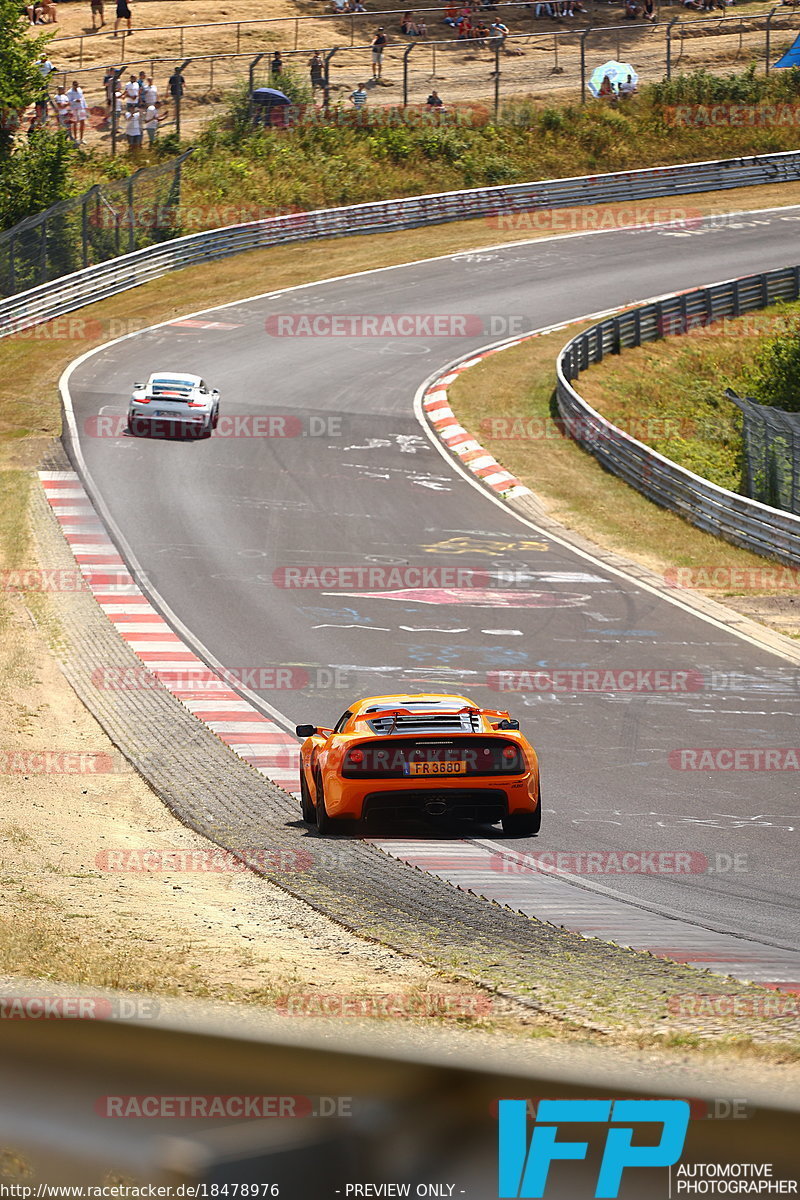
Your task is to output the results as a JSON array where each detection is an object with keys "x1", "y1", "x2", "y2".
[
  {"x1": 133, "y1": 381, "x2": 144, "y2": 389},
  {"x1": 295, "y1": 724, "x2": 317, "y2": 738}
]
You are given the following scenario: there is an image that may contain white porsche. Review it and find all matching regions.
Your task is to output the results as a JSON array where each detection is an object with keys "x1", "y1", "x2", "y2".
[{"x1": 127, "y1": 373, "x2": 220, "y2": 437}]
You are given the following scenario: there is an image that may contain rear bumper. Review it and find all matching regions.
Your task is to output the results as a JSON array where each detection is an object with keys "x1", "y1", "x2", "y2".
[{"x1": 324, "y1": 774, "x2": 538, "y2": 822}]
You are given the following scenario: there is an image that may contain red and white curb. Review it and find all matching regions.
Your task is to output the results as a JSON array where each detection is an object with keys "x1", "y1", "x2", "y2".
[
  {"x1": 422, "y1": 344, "x2": 535, "y2": 500},
  {"x1": 39, "y1": 470, "x2": 301, "y2": 796}
]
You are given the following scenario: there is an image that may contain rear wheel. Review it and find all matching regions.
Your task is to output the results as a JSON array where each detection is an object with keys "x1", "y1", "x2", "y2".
[
  {"x1": 502, "y1": 793, "x2": 542, "y2": 836},
  {"x1": 314, "y1": 769, "x2": 333, "y2": 834},
  {"x1": 300, "y1": 771, "x2": 315, "y2": 824}
]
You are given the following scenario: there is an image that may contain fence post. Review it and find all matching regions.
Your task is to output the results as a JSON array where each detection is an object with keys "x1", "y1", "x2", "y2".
[
  {"x1": 294, "y1": 18, "x2": 299, "y2": 49},
  {"x1": 403, "y1": 43, "x2": 415, "y2": 107},
  {"x1": 110, "y1": 65, "x2": 125, "y2": 158},
  {"x1": 351, "y1": 15, "x2": 355, "y2": 45},
  {"x1": 323, "y1": 47, "x2": 339, "y2": 112},
  {"x1": 236, "y1": 23, "x2": 241, "y2": 53},
  {"x1": 666, "y1": 17, "x2": 679, "y2": 79},
  {"x1": 126, "y1": 175, "x2": 136, "y2": 253},
  {"x1": 39, "y1": 219, "x2": 48, "y2": 286},
  {"x1": 493, "y1": 42, "x2": 500, "y2": 120},
  {"x1": 180, "y1": 26, "x2": 185, "y2": 56},
  {"x1": 579, "y1": 29, "x2": 589, "y2": 103},
  {"x1": 9, "y1": 235, "x2": 16, "y2": 297},
  {"x1": 765, "y1": 5, "x2": 779, "y2": 73},
  {"x1": 249, "y1": 52, "x2": 266, "y2": 95},
  {"x1": 174, "y1": 59, "x2": 191, "y2": 140},
  {"x1": 81, "y1": 193, "x2": 89, "y2": 270}
]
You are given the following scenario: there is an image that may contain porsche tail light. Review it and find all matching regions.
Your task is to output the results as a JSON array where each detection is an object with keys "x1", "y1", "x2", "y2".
[
  {"x1": 347, "y1": 748, "x2": 364, "y2": 765},
  {"x1": 502, "y1": 745, "x2": 517, "y2": 760}
]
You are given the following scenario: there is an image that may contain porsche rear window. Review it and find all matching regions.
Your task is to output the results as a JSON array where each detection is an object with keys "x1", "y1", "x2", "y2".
[{"x1": 151, "y1": 379, "x2": 194, "y2": 395}]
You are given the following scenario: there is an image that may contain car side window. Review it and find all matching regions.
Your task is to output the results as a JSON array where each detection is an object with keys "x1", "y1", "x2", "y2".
[{"x1": 333, "y1": 710, "x2": 352, "y2": 734}]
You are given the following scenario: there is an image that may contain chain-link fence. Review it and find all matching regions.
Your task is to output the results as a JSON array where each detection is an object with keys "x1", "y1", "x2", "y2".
[
  {"x1": 726, "y1": 388, "x2": 800, "y2": 514},
  {"x1": 36, "y1": 5, "x2": 800, "y2": 154},
  {"x1": 0, "y1": 151, "x2": 191, "y2": 298}
]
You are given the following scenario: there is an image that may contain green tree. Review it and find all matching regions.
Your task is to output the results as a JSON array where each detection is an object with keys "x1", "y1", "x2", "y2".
[
  {"x1": 0, "y1": 0, "x2": 53, "y2": 159},
  {"x1": 743, "y1": 313, "x2": 800, "y2": 412}
]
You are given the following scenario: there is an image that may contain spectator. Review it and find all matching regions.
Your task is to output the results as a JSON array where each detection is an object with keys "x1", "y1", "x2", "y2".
[
  {"x1": 54, "y1": 85, "x2": 73, "y2": 136},
  {"x1": 489, "y1": 18, "x2": 508, "y2": 46},
  {"x1": 38, "y1": 0, "x2": 57, "y2": 22},
  {"x1": 534, "y1": 2, "x2": 554, "y2": 15},
  {"x1": 168, "y1": 67, "x2": 185, "y2": 101},
  {"x1": 350, "y1": 81, "x2": 368, "y2": 107},
  {"x1": 37, "y1": 53, "x2": 55, "y2": 80},
  {"x1": 371, "y1": 27, "x2": 387, "y2": 78},
  {"x1": 443, "y1": 3, "x2": 458, "y2": 24},
  {"x1": 642, "y1": 0, "x2": 655, "y2": 14},
  {"x1": 140, "y1": 76, "x2": 157, "y2": 106},
  {"x1": 136, "y1": 69, "x2": 147, "y2": 102},
  {"x1": 67, "y1": 79, "x2": 88, "y2": 143},
  {"x1": 352, "y1": 0, "x2": 366, "y2": 11},
  {"x1": 624, "y1": 0, "x2": 639, "y2": 16},
  {"x1": 401, "y1": 9, "x2": 418, "y2": 33},
  {"x1": 125, "y1": 106, "x2": 142, "y2": 149},
  {"x1": 426, "y1": 88, "x2": 443, "y2": 107},
  {"x1": 619, "y1": 73, "x2": 638, "y2": 98},
  {"x1": 271, "y1": 51, "x2": 283, "y2": 77},
  {"x1": 457, "y1": 14, "x2": 474, "y2": 37},
  {"x1": 114, "y1": 0, "x2": 131, "y2": 35},
  {"x1": 473, "y1": 20, "x2": 489, "y2": 42},
  {"x1": 90, "y1": 0, "x2": 104, "y2": 27},
  {"x1": 124, "y1": 74, "x2": 139, "y2": 105},
  {"x1": 144, "y1": 100, "x2": 165, "y2": 145},
  {"x1": 309, "y1": 51, "x2": 325, "y2": 89},
  {"x1": 102, "y1": 66, "x2": 117, "y2": 109}
]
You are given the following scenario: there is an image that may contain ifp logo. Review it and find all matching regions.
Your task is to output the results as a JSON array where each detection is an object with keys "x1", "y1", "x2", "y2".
[{"x1": 498, "y1": 1099, "x2": 690, "y2": 1198}]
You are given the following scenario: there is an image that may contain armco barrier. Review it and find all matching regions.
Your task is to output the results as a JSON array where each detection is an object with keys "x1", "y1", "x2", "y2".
[
  {"x1": 556, "y1": 265, "x2": 800, "y2": 566},
  {"x1": 3, "y1": 149, "x2": 800, "y2": 335}
]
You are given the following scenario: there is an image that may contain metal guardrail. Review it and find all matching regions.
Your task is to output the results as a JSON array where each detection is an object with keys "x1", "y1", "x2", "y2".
[
  {"x1": 2, "y1": 149, "x2": 800, "y2": 319},
  {"x1": 2, "y1": 985, "x2": 799, "y2": 1185},
  {"x1": 556, "y1": 265, "x2": 800, "y2": 566}
]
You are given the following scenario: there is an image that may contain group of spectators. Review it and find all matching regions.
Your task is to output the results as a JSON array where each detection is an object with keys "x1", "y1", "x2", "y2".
[
  {"x1": 28, "y1": 56, "x2": 180, "y2": 149},
  {"x1": 108, "y1": 70, "x2": 169, "y2": 149}
]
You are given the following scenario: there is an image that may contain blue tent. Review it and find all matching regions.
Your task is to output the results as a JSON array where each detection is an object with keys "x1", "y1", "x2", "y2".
[{"x1": 773, "y1": 35, "x2": 800, "y2": 68}]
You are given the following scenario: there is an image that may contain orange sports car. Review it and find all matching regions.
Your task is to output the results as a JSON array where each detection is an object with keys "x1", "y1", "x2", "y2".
[{"x1": 296, "y1": 692, "x2": 541, "y2": 835}]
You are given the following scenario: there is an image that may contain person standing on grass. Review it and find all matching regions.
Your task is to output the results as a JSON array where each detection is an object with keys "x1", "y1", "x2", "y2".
[
  {"x1": 125, "y1": 105, "x2": 142, "y2": 149},
  {"x1": 102, "y1": 66, "x2": 116, "y2": 110},
  {"x1": 144, "y1": 100, "x2": 165, "y2": 145},
  {"x1": 114, "y1": 0, "x2": 131, "y2": 36},
  {"x1": 54, "y1": 84, "x2": 72, "y2": 135},
  {"x1": 350, "y1": 81, "x2": 368, "y2": 108},
  {"x1": 271, "y1": 51, "x2": 283, "y2": 78},
  {"x1": 309, "y1": 51, "x2": 325, "y2": 90},
  {"x1": 142, "y1": 76, "x2": 158, "y2": 106},
  {"x1": 168, "y1": 67, "x2": 185, "y2": 102},
  {"x1": 67, "y1": 79, "x2": 88, "y2": 144},
  {"x1": 124, "y1": 74, "x2": 139, "y2": 104},
  {"x1": 90, "y1": 0, "x2": 105, "y2": 28},
  {"x1": 136, "y1": 70, "x2": 147, "y2": 104},
  {"x1": 371, "y1": 27, "x2": 387, "y2": 78}
]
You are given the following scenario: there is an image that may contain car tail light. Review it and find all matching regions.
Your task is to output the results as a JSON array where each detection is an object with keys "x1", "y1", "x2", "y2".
[
  {"x1": 347, "y1": 748, "x2": 364, "y2": 764},
  {"x1": 133, "y1": 396, "x2": 150, "y2": 403},
  {"x1": 186, "y1": 401, "x2": 207, "y2": 408},
  {"x1": 502, "y1": 745, "x2": 517, "y2": 760}
]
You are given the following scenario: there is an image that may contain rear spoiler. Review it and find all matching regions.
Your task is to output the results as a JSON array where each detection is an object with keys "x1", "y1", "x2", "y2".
[{"x1": 353, "y1": 706, "x2": 517, "y2": 725}]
